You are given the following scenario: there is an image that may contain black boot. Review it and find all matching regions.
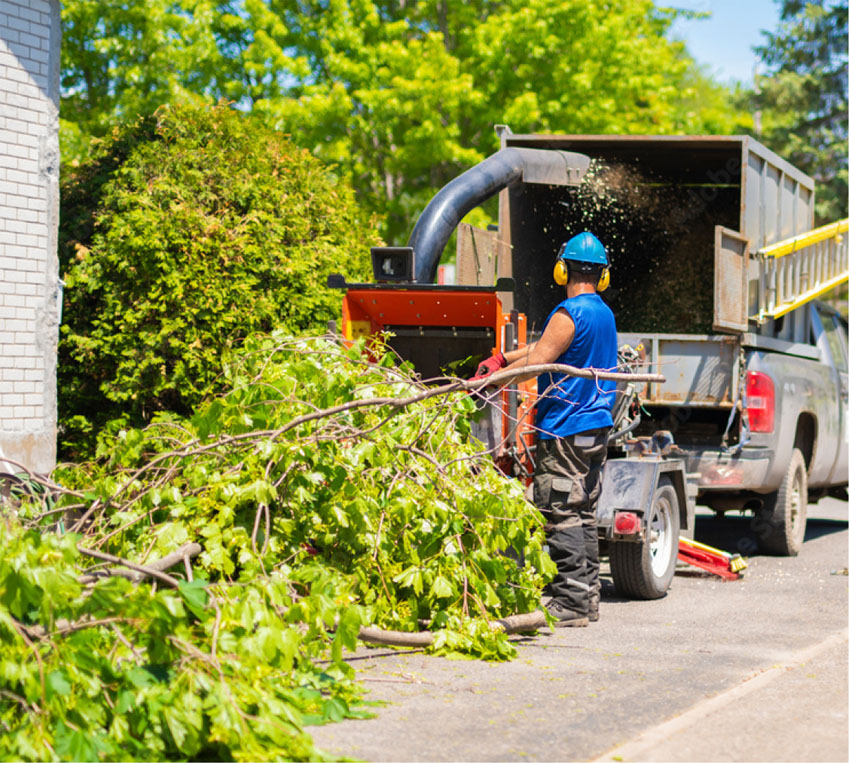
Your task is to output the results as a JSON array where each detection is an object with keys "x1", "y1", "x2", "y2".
[
  {"x1": 588, "y1": 591, "x2": 600, "y2": 622},
  {"x1": 546, "y1": 599, "x2": 589, "y2": 628}
]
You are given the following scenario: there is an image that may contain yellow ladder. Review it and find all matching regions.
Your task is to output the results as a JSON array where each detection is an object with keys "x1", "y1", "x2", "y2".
[{"x1": 754, "y1": 218, "x2": 849, "y2": 321}]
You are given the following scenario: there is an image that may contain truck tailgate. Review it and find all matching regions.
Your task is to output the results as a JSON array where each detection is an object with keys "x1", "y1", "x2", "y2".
[{"x1": 618, "y1": 333, "x2": 739, "y2": 408}]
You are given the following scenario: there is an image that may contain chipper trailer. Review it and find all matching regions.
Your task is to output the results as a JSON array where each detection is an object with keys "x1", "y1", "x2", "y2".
[{"x1": 330, "y1": 128, "x2": 848, "y2": 599}]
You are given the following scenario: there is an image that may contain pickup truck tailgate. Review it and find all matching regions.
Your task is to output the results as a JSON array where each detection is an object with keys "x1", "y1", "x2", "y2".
[{"x1": 618, "y1": 333, "x2": 739, "y2": 408}]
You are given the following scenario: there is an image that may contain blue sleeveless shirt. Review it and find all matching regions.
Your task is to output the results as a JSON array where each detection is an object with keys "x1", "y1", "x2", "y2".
[{"x1": 535, "y1": 293, "x2": 618, "y2": 440}]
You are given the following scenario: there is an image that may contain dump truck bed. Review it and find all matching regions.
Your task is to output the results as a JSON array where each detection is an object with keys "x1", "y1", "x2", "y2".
[{"x1": 495, "y1": 131, "x2": 815, "y2": 338}]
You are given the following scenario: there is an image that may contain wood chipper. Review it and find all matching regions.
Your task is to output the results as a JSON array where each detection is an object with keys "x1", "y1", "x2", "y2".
[
  {"x1": 331, "y1": 265, "x2": 536, "y2": 476},
  {"x1": 329, "y1": 140, "x2": 699, "y2": 600}
]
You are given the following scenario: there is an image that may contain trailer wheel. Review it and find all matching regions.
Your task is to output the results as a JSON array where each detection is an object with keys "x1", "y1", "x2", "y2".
[
  {"x1": 756, "y1": 447, "x2": 807, "y2": 556},
  {"x1": 610, "y1": 477, "x2": 680, "y2": 600}
]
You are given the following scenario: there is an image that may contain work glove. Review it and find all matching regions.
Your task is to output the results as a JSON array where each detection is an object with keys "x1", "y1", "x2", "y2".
[{"x1": 470, "y1": 351, "x2": 506, "y2": 381}]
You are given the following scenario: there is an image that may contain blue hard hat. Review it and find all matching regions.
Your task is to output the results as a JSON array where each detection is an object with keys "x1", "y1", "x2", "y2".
[{"x1": 557, "y1": 232, "x2": 608, "y2": 270}]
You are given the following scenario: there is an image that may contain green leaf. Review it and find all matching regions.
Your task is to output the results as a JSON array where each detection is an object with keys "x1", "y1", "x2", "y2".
[
  {"x1": 54, "y1": 722, "x2": 99, "y2": 762},
  {"x1": 46, "y1": 669, "x2": 72, "y2": 699},
  {"x1": 115, "y1": 690, "x2": 136, "y2": 714},
  {"x1": 322, "y1": 697, "x2": 348, "y2": 723},
  {"x1": 178, "y1": 579, "x2": 209, "y2": 619},
  {"x1": 431, "y1": 574, "x2": 454, "y2": 599}
]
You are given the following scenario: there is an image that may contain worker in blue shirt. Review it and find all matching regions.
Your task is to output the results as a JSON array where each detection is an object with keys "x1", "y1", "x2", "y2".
[{"x1": 474, "y1": 232, "x2": 618, "y2": 626}]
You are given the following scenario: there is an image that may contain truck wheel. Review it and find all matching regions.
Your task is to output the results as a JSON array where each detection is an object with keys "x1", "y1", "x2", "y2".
[
  {"x1": 610, "y1": 477, "x2": 680, "y2": 600},
  {"x1": 756, "y1": 447, "x2": 807, "y2": 556}
]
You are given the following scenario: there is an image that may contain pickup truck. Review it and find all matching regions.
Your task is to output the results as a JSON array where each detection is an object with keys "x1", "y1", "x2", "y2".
[
  {"x1": 333, "y1": 130, "x2": 848, "y2": 600},
  {"x1": 621, "y1": 300, "x2": 848, "y2": 559}
]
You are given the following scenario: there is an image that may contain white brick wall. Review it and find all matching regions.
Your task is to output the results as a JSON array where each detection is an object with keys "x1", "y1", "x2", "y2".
[{"x1": 0, "y1": 0, "x2": 60, "y2": 473}]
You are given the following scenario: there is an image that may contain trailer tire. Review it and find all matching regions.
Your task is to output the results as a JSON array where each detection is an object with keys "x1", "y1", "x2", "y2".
[
  {"x1": 756, "y1": 447, "x2": 807, "y2": 556},
  {"x1": 610, "y1": 477, "x2": 680, "y2": 600}
]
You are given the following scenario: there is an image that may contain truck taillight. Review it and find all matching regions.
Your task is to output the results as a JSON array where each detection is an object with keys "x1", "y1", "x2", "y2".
[{"x1": 746, "y1": 371, "x2": 775, "y2": 433}]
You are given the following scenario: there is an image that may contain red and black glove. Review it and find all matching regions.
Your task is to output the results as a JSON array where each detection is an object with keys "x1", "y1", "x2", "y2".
[{"x1": 470, "y1": 351, "x2": 506, "y2": 381}]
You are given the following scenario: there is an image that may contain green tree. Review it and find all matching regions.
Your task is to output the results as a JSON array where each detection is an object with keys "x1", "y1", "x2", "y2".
[
  {"x1": 59, "y1": 103, "x2": 378, "y2": 455},
  {"x1": 60, "y1": 1, "x2": 220, "y2": 159},
  {"x1": 60, "y1": 1, "x2": 745, "y2": 242},
  {"x1": 59, "y1": 0, "x2": 309, "y2": 161},
  {"x1": 753, "y1": 0, "x2": 848, "y2": 223},
  {"x1": 248, "y1": 0, "x2": 745, "y2": 242}
]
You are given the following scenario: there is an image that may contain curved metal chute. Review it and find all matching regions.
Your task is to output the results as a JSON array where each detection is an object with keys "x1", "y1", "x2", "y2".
[{"x1": 407, "y1": 147, "x2": 590, "y2": 283}]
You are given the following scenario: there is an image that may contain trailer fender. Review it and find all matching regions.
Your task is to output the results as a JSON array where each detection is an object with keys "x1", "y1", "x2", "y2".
[{"x1": 598, "y1": 459, "x2": 693, "y2": 538}]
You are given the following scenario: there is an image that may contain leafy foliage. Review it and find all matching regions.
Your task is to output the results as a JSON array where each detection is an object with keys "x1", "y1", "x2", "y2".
[
  {"x1": 59, "y1": 0, "x2": 222, "y2": 160},
  {"x1": 4, "y1": 336, "x2": 553, "y2": 760},
  {"x1": 58, "y1": 103, "x2": 378, "y2": 456},
  {"x1": 0, "y1": 525, "x2": 362, "y2": 762},
  {"x1": 752, "y1": 0, "x2": 848, "y2": 223}
]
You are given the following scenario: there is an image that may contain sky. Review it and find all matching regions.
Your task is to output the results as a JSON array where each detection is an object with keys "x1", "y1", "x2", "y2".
[{"x1": 667, "y1": 0, "x2": 783, "y2": 85}]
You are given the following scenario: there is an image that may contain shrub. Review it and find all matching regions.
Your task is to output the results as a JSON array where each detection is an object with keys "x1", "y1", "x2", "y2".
[{"x1": 59, "y1": 103, "x2": 378, "y2": 457}]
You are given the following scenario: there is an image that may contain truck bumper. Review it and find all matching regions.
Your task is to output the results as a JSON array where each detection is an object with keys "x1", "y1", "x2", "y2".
[{"x1": 681, "y1": 448, "x2": 774, "y2": 492}]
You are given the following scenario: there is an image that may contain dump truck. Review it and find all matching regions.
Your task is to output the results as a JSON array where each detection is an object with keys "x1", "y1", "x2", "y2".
[{"x1": 330, "y1": 128, "x2": 849, "y2": 599}]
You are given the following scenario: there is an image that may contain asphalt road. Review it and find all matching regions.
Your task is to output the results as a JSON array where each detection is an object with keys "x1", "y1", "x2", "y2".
[{"x1": 310, "y1": 498, "x2": 848, "y2": 762}]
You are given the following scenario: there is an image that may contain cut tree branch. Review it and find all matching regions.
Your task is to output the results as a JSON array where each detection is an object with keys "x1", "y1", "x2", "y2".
[
  {"x1": 357, "y1": 610, "x2": 547, "y2": 647},
  {"x1": 77, "y1": 546, "x2": 184, "y2": 588},
  {"x1": 78, "y1": 542, "x2": 201, "y2": 585}
]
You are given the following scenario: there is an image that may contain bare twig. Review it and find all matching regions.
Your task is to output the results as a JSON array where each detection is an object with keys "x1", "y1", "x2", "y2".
[
  {"x1": 373, "y1": 511, "x2": 386, "y2": 561},
  {"x1": 111, "y1": 623, "x2": 143, "y2": 665},
  {"x1": 18, "y1": 616, "x2": 132, "y2": 640},
  {"x1": 68, "y1": 499, "x2": 102, "y2": 534},
  {"x1": 183, "y1": 555, "x2": 194, "y2": 582},
  {"x1": 1, "y1": 456, "x2": 85, "y2": 499},
  {"x1": 10, "y1": 619, "x2": 46, "y2": 705},
  {"x1": 360, "y1": 675, "x2": 430, "y2": 685},
  {"x1": 398, "y1": 445, "x2": 446, "y2": 474},
  {"x1": 25, "y1": 503, "x2": 87, "y2": 523},
  {"x1": 211, "y1": 599, "x2": 222, "y2": 660},
  {"x1": 251, "y1": 503, "x2": 271, "y2": 556},
  {"x1": 0, "y1": 689, "x2": 39, "y2": 715}
]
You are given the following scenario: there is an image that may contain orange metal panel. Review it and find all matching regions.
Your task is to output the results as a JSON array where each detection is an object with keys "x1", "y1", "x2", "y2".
[{"x1": 343, "y1": 289, "x2": 502, "y2": 330}]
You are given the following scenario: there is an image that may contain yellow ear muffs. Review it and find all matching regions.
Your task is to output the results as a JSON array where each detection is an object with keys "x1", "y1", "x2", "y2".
[
  {"x1": 553, "y1": 259, "x2": 569, "y2": 286},
  {"x1": 597, "y1": 267, "x2": 610, "y2": 292}
]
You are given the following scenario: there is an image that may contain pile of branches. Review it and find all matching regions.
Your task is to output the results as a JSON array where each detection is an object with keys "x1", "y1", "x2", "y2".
[
  {"x1": 1, "y1": 334, "x2": 662, "y2": 760},
  {"x1": 1, "y1": 335, "x2": 556, "y2": 761}
]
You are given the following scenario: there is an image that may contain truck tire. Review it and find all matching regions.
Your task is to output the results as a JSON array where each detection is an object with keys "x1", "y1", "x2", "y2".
[
  {"x1": 756, "y1": 447, "x2": 807, "y2": 556},
  {"x1": 610, "y1": 477, "x2": 680, "y2": 600}
]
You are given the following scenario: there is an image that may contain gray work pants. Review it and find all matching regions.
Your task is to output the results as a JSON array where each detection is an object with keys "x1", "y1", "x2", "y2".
[{"x1": 533, "y1": 428, "x2": 609, "y2": 615}]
